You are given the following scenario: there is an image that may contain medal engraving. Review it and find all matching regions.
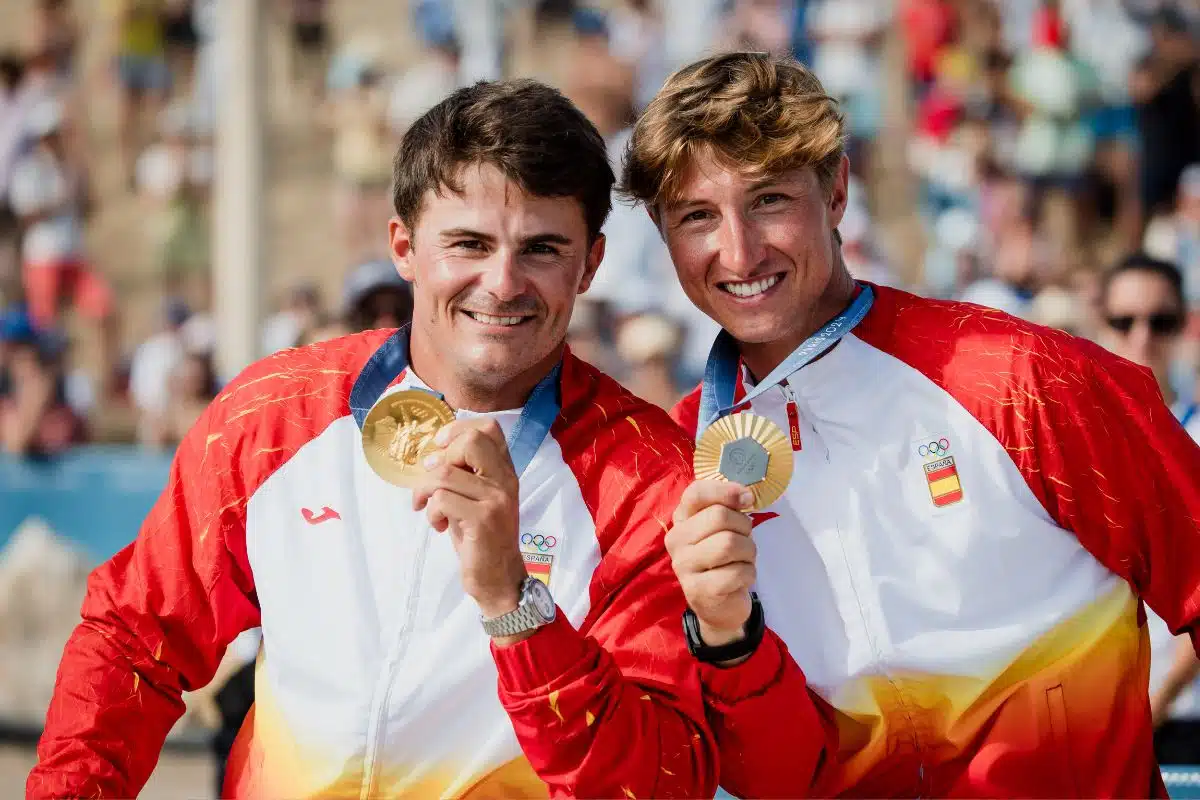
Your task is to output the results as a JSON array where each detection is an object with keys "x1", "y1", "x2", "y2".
[
  {"x1": 362, "y1": 390, "x2": 456, "y2": 487},
  {"x1": 718, "y1": 437, "x2": 769, "y2": 485}
]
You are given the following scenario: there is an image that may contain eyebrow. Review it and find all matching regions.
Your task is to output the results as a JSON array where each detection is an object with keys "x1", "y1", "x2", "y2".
[
  {"x1": 438, "y1": 228, "x2": 575, "y2": 247},
  {"x1": 664, "y1": 176, "x2": 792, "y2": 213}
]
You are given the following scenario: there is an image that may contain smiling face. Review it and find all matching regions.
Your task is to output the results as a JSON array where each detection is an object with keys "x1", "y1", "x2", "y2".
[
  {"x1": 655, "y1": 149, "x2": 852, "y2": 375},
  {"x1": 390, "y1": 162, "x2": 604, "y2": 409}
]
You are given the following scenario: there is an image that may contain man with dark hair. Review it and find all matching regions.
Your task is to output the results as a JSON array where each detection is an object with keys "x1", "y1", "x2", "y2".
[{"x1": 28, "y1": 80, "x2": 718, "y2": 799}]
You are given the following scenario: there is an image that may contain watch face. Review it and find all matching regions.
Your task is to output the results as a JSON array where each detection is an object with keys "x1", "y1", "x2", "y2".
[{"x1": 527, "y1": 579, "x2": 556, "y2": 620}]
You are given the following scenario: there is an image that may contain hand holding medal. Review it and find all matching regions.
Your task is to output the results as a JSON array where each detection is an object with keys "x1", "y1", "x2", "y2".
[{"x1": 362, "y1": 390, "x2": 527, "y2": 620}]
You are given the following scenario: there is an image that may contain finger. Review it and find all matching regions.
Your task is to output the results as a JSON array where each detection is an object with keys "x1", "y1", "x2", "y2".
[
  {"x1": 674, "y1": 530, "x2": 757, "y2": 575},
  {"x1": 423, "y1": 488, "x2": 476, "y2": 536},
  {"x1": 432, "y1": 416, "x2": 507, "y2": 450},
  {"x1": 673, "y1": 479, "x2": 754, "y2": 525},
  {"x1": 668, "y1": 503, "x2": 753, "y2": 554},
  {"x1": 411, "y1": 463, "x2": 489, "y2": 510},
  {"x1": 691, "y1": 562, "x2": 757, "y2": 600},
  {"x1": 429, "y1": 426, "x2": 513, "y2": 481}
]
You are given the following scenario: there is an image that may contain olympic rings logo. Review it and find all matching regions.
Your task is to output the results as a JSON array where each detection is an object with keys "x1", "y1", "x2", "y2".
[
  {"x1": 520, "y1": 533, "x2": 558, "y2": 552},
  {"x1": 917, "y1": 438, "x2": 951, "y2": 458}
]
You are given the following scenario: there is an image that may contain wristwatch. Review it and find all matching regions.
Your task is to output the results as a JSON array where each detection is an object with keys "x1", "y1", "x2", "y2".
[
  {"x1": 682, "y1": 592, "x2": 766, "y2": 665},
  {"x1": 481, "y1": 576, "x2": 557, "y2": 638}
]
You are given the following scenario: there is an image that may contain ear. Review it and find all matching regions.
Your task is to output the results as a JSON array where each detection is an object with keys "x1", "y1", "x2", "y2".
[
  {"x1": 578, "y1": 234, "x2": 606, "y2": 295},
  {"x1": 827, "y1": 155, "x2": 851, "y2": 231},
  {"x1": 389, "y1": 216, "x2": 416, "y2": 282}
]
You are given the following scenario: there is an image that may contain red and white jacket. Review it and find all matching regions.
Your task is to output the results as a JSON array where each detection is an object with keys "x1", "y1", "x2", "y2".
[
  {"x1": 674, "y1": 284, "x2": 1200, "y2": 798},
  {"x1": 27, "y1": 330, "x2": 719, "y2": 799}
]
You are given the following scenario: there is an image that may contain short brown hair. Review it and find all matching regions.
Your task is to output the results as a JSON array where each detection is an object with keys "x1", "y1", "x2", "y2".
[
  {"x1": 620, "y1": 52, "x2": 845, "y2": 207},
  {"x1": 392, "y1": 79, "x2": 614, "y2": 240}
]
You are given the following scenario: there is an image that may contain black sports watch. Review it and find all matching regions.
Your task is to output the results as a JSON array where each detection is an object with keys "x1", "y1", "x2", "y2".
[{"x1": 683, "y1": 592, "x2": 766, "y2": 665}]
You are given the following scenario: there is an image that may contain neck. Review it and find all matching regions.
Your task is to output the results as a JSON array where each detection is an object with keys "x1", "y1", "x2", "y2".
[
  {"x1": 739, "y1": 263, "x2": 858, "y2": 382},
  {"x1": 407, "y1": 328, "x2": 563, "y2": 412}
]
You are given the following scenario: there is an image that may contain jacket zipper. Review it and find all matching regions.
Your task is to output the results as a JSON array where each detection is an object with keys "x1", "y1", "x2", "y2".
[{"x1": 359, "y1": 526, "x2": 434, "y2": 799}]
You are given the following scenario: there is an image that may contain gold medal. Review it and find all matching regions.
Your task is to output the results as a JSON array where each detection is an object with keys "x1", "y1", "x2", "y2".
[
  {"x1": 361, "y1": 389, "x2": 456, "y2": 487},
  {"x1": 694, "y1": 412, "x2": 794, "y2": 511}
]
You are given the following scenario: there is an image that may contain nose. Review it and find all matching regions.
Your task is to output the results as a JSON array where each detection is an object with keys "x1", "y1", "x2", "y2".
[
  {"x1": 717, "y1": 214, "x2": 767, "y2": 276},
  {"x1": 1126, "y1": 320, "x2": 1156, "y2": 360},
  {"x1": 478, "y1": 249, "x2": 527, "y2": 301}
]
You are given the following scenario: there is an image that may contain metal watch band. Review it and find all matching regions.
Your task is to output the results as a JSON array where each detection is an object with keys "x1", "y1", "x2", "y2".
[
  {"x1": 481, "y1": 601, "x2": 544, "y2": 637},
  {"x1": 480, "y1": 577, "x2": 554, "y2": 637}
]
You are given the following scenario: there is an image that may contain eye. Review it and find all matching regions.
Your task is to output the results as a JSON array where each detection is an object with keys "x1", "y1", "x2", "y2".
[
  {"x1": 680, "y1": 209, "x2": 711, "y2": 224},
  {"x1": 452, "y1": 240, "x2": 486, "y2": 252},
  {"x1": 525, "y1": 242, "x2": 561, "y2": 256},
  {"x1": 757, "y1": 193, "x2": 787, "y2": 207}
]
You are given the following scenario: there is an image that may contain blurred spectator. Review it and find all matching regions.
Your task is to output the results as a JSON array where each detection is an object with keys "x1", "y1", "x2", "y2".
[
  {"x1": 1145, "y1": 164, "x2": 1200, "y2": 308},
  {"x1": 135, "y1": 102, "x2": 212, "y2": 298},
  {"x1": 839, "y1": 199, "x2": 899, "y2": 287},
  {"x1": 563, "y1": 8, "x2": 635, "y2": 138},
  {"x1": 959, "y1": 216, "x2": 1042, "y2": 318},
  {"x1": 280, "y1": 0, "x2": 330, "y2": 106},
  {"x1": 720, "y1": 0, "x2": 798, "y2": 55},
  {"x1": 105, "y1": 0, "x2": 171, "y2": 186},
  {"x1": 23, "y1": 0, "x2": 79, "y2": 82},
  {"x1": 7, "y1": 100, "x2": 112, "y2": 333},
  {"x1": 1131, "y1": 6, "x2": 1200, "y2": 221},
  {"x1": 614, "y1": 312, "x2": 683, "y2": 411},
  {"x1": 138, "y1": 349, "x2": 217, "y2": 449},
  {"x1": 128, "y1": 298, "x2": 193, "y2": 429},
  {"x1": 324, "y1": 38, "x2": 393, "y2": 261},
  {"x1": 806, "y1": 0, "x2": 889, "y2": 171},
  {"x1": 342, "y1": 258, "x2": 414, "y2": 333},
  {"x1": 386, "y1": 33, "x2": 461, "y2": 138},
  {"x1": 0, "y1": 305, "x2": 86, "y2": 457},
  {"x1": 0, "y1": 51, "x2": 28, "y2": 294},
  {"x1": 1097, "y1": 252, "x2": 1187, "y2": 407},
  {"x1": 900, "y1": 0, "x2": 958, "y2": 93},
  {"x1": 261, "y1": 282, "x2": 323, "y2": 354},
  {"x1": 1028, "y1": 284, "x2": 1084, "y2": 335},
  {"x1": 1007, "y1": 3, "x2": 1101, "y2": 248},
  {"x1": 161, "y1": 0, "x2": 199, "y2": 90},
  {"x1": 1061, "y1": 0, "x2": 1145, "y2": 246},
  {"x1": 607, "y1": 0, "x2": 669, "y2": 113}
]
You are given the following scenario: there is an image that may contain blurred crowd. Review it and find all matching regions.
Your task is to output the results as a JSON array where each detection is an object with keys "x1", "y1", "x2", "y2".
[{"x1": 0, "y1": 0, "x2": 1197, "y2": 458}]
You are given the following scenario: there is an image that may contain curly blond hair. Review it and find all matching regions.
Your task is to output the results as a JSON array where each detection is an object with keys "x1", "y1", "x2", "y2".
[{"x1": 620, "y1": 52, "x2": 846, "y2": 207}]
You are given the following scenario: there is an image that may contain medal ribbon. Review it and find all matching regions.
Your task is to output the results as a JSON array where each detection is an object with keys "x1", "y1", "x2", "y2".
[
  {"x1": 695, "y1": 283, "x2": 875, "y2": 442},
  {"x1": 350, "y1": 325, "x2": 560, "y2": 477}
]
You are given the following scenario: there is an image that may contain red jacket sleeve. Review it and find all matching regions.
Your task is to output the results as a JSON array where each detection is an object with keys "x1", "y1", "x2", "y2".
[
  {"x1": 493, "y1": 459, "x2": 718, "y2": 799},
  {"x1": 668, "y1": 387, "x2": 835, "y2": 798},
  {"x1": 1018, "y1": 339, "x2": 1200, "y2": 646},
  {"x1": 26, "y1": 398, "x2": 261, "y2": 798}
]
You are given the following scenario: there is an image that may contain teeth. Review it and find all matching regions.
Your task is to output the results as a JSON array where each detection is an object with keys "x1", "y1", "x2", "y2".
[
  {"x1": 466, "y1": 311, "x2": 525, "y2": 326},
  {"x1": 721, "y1": 275, "x2": 781, "y2": 298}
]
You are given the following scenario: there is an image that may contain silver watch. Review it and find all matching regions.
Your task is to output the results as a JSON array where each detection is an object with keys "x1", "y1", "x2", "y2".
[{"x1": 481, "y1": 576, "x2": 557, "y2": 637}]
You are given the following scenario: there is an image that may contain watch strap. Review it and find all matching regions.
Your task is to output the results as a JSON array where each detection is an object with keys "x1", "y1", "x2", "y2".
[
  {"x1": 683, "y1": 592, "x2": 766, "y2": 665},
  {"x1": 481, "y1": 577, "x2": 554, "y2": 637}
]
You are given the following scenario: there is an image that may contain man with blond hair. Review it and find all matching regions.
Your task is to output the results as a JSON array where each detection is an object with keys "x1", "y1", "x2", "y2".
[{"x1": 622, "y1": 51, "x2": 1200, "y2": 797}]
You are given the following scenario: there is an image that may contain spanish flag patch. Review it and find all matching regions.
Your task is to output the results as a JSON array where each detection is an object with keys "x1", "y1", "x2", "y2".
[{"x1": 923, "y1": 456, "x2": 964, "y2": 507}]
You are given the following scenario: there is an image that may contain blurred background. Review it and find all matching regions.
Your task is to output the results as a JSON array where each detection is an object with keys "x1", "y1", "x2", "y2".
[{"x1": 0, "y1": 0, "x2": 1197, "y2": 796}]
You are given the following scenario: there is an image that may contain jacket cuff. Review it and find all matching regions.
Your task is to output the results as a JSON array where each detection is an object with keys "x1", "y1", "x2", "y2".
[
  {"x1": 698, "y1": 627, "x2": 786, "y2": 707},
  {"x1": 491, "y1": 609, "x2": 591, "y2": 693}
]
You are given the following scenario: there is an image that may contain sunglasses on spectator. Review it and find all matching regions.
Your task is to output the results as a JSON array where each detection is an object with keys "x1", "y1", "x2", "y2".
[{"x1": 1104, "y1": 311, "x2": 1184, "y2": 336}]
